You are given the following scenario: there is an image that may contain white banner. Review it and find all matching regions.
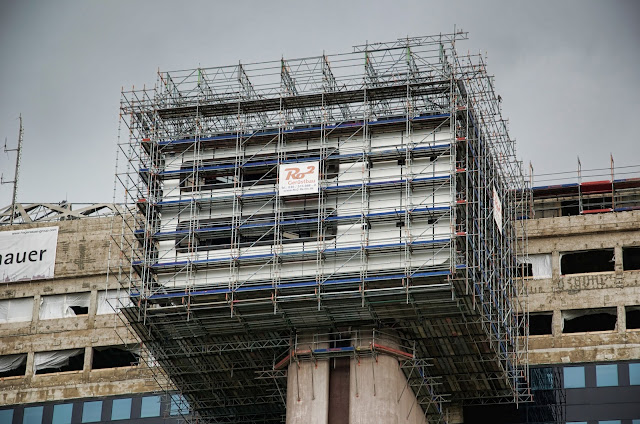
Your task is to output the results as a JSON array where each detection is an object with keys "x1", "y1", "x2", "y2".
[
  {"x1": 0, "y1": 226, "x2": 58, "y2": 283},
  {"x1": 493, "y1": 187, "x2": 503, "y2": 235},
  {"x1": 279, "y1": 161, "x2": 319, "y2": 196}
]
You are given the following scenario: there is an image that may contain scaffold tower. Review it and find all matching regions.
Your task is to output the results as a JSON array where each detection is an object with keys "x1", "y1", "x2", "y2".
[{"x1": 112, "y1": 32, "x2": 530, "y2": 423}]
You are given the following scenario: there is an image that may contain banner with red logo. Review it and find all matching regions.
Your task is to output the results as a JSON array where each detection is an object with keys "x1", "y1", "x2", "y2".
[{"x1": 279, "y1": 161, "x2": 319, "y2": 196}]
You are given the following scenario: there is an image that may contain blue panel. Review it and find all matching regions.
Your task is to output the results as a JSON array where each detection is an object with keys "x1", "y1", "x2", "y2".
[
  {"x1": 140, "y1": 395, "x2": 161, "y2": 418},
  {"x1": 563, "y1": 366, "x2": 585, "y2": 388},
  {"x1": 81, "y1": 401, "x2": 102, "y2": 423},
  {"x1": 599, "y1": 421, "x2": 621, "y2": 424},
  {"x1": 22, "y1": 406, "x2": 43, "y2": 424},
  {"x1": 0, "y1": 410, "x2": 13, "y2": 424},
  {"x1": 111, "y1": 398, "x2": 132, "y2": 420},
  {"x1": 630, "y1": 363, "x2": 640, "y2": 385},
  {"x1": 52, "y1": 404, "x2": 73, "y2": 424},
  {"x1": 596, "y1": 364, "x2": 618, "y2": 387}
]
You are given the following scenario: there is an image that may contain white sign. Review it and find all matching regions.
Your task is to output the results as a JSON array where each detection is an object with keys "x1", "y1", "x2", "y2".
[
  {"x1": 0, "y1": 226, "x2": 58, "y2": 283},
  {"x1": 492, "y1": 187, "x2": 503, "y2": 235},
  {"x1": 279, "y1": 161, "x2": 319, "y2": 196}
]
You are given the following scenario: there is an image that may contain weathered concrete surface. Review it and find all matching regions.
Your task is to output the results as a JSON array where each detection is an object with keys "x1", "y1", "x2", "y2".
[
  {"x1": 286, "y1": 359, "x2": 330, "y2": 424},
  {"x1": 524, "y1": 210, "x2": 640, "y2": 366},
  {"x1": 0, "y1": 218, "x2": 155, "y2": 406}
]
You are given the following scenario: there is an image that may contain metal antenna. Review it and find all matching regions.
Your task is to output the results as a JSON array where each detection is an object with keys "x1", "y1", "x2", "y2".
[{"x1": 1, "y1": 114, "x2": 23, "y2": 225}]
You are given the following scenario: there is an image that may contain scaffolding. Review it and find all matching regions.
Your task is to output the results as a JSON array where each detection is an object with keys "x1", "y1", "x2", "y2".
[{"x1": 111, "y1": 32, "x2": 530, "y2": 423}]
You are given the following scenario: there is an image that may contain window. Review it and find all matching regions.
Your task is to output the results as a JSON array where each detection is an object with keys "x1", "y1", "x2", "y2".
[
  {"x1": 629, "y1": 363, "x2": 640, "y2": 385},
  {"x1": 34, "y1": 349, "x2": 84, "y2": 375},
  {"x1": 92, "y1": 346, "x2": 139, "y2": 369},
  {"x1": 170, "y1": 394, "x2": 189, "y2": 416},
  {"x1": 23, "y1": 406, "x2": 43, "y2": 424},
  {"x1": 560, "y1": 249, "x2": 615, "y2": 275},
  {"x1": 595, "y1": 364, "x2": 618, "y2": 387},
  {"x1": 140, "y1": 395, "x2": 161, "y2": 418},
  {"x1": 81, "y1": 401, "x2": 102, "y2": 423},
  {"x1": 599, "y1": 421, "x2": 621, "y2": 424},
  {"x1": 0, "y1": 410, "x2": 13, "y2": 423},
  {"x1": 0, "y1": 297, "x2": 33, "y2": 323},
  {"x1": 562, "y1": 308, "x2": 617, "y2": 333},
  {"x1": 111, "y1": 398, "x2": 132, "y2": 420},
  {"x1": 529, "y1": 313, "x2": 553, "y2": 335},
  {"x1": 39, "y1": 293, "x2": 90, "y2": 319},
  {"x1": 563, "y1": 366, "x2": 585, "y2": 388},
  {"x1": 626, "y1": 306, "x2": 640, "y2": 329},
  {"x1": 518, "y1": 254, "x2": 552, "y2": 279},
  {"x1": 623, "y1": 247, "x2": 640, "y2": 270},
  {"x1": 0, "y1": 353, "x2": 27, "y2": 378},
  {"x1": 52, "y1": 404, "x2": 73, "y2": 424},
  {"x1": 529, "y1": 367, "x2": 555, "y2": 390}
]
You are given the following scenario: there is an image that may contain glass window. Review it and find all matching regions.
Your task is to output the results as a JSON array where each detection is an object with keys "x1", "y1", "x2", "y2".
[
  {"x1": 111, "y1": 398, "x2": 132, "y2": 421},
  {"x1": 596, "y1": 364, "x2": 618, "y2": 387},
  {"x1": 140, "y1": 396, "x2": 161, "y2": 418},
  {"x1": 632, "y1": 420, "x2": 640, "y2": 424},
  {"x1": 82, "y1": 401, "x2": 102, "y2": 423},
  {"x1": 23, "y1": 406, "x2": 43, "y2": 424},
  {"x1": 563, "y1": 366, "x2": 585, "y2": 388},
  {"x1": 52, "y1": 404, "x2": 73, "y2": 424},
  {"x1": 599, "y1": 421, "x2": 621, "y2": 424},
  {"x1": 630, "y1": 363, "x2": 640, "y2": 385},
  {"x1": 0, "y1": 410, "x2": 14, "y2": 423},
  {"x1": 170, "y1": 394, "x2": 189, "y2": 416}
]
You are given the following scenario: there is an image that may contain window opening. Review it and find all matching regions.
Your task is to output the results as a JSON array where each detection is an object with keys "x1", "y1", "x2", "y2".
[{"x1": 560, "y1": 249, "x2": 614, "y2": 275}]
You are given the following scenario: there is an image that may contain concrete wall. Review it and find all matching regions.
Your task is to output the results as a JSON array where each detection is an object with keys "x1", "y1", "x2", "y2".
[
  {"x1": 525, "y1": 210, "x2": 640, "y2": 365},
  {"x1": 0, "y1": 218, "x2": 155, "y2": 406}
]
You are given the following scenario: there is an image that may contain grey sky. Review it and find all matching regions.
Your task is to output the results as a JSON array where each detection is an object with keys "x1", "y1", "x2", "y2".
[{"x1": 1, "y1": 0, "x2": 639, "y2": 206}]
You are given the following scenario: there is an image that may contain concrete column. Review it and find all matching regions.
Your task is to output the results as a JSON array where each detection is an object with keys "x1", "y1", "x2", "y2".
[
  {"x1": 87, "y1": 290, "x2": 98, "y2": 329},
  {"x1": 552, "y1": 250, "x2": 561, "y2": 290},
  {"x1": 30, "y1": 294, "x2": 41, "y2": 334},
  {"x1": 83, "y1": 347, "x2": 93, "y2": 379},
  {"x1": 286, "y1": 337, "x2": 330, "y2": 424},
  {"x1": 552, "y1": 309, "x2": 563, "y2": 337},
  {"x1": 25, "y1": 351, "x2": 35, "y2": 379},
  {"x1": 614, "y1": 245, "x2": 623, "y2": 273},
  {"x1": 617, "y1": 304, "x2": 626, "y2": 333}
]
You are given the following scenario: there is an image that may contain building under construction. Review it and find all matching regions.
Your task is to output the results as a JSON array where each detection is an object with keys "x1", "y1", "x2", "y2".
[{"x1": 113, "y1": 33, "x2": 530, "y2": 423}]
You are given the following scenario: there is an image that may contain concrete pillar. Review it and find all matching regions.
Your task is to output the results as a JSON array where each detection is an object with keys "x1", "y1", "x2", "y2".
[
  {"x1": 30, "y1": 294, "x2": 41, "y2": 334},
  {"x1": 87, "y1": 290, "x2": 98, "y2": 329},
  {"x1": 286, "y1": 337, "x2": 330, "y2": 424},
  {"x1": 617, "y1": 305, "x2": 626, "y2": 333},
  {"x1": 286, "y1": 331, "x2": 430, "y2": 424},
  {"x1": 552, "y1": 309, "x2": 563, "y2": 337},
  {"x1": 25, "y1": 351, "x2": 35, "y2": 379}
]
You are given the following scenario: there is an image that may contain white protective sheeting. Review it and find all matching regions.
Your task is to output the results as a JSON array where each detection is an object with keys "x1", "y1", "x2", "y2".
[
  {"x1": 0, "y1": 297, "x2": 33, "y2": 323},
  {"x1": 529, "y1": 254, "x2": 552, "y2": 279},
  {"x1": 0, "y1": 226, "x2": 58, "y2": 282},
  {"x1": 34, "y1": 349, "x2": 83, "y2": 372},
  {"x1": 96, "y1": 290, "x2": 132, "y2": 315},
  {"x1": 39, "y1": 293, "x2": 90, "y2": 320},
  {"x1": 518, "y1": 254, "x2": 552, "y2": 279},
  {"x1": 0, "y1": 353, "x2": 27, "y2": 373}
]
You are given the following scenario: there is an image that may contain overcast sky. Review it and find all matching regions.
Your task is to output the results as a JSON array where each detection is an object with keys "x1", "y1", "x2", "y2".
[{"x1": 0, "y1": 0, "x2": 638, "y2": 207}]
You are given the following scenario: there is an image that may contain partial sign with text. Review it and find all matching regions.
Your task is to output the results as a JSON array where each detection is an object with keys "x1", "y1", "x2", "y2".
[
  {"x1": 279, "y1": 161, "x2": 319, "y2": 196},
  {"x1": 0, "y1": 226, "x2": 59, "y2": 283}
]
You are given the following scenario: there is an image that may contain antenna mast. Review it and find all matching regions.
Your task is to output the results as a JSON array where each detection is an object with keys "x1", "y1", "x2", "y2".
[{"x1": 2, "y1": 114, "x2": 23, "y2": 225}]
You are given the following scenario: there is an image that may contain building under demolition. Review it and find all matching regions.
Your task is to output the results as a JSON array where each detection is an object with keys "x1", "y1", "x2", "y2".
[
  {"x1": 113, "y1": 32, "x2": 529, "y2": 423},
  {"x1": 1, "y1": 32, "x2": 640, "y2": 424}
]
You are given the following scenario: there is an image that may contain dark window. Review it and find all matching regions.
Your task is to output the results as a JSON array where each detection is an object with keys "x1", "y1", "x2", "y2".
[
  {"x1": 69, "y1": 306, "x2": 88, "y2": 315},
  {"x1": 623, "y1": 246, "x2": 640, "y2": 271},
  {"x1": 92, "y1": 346, "x2": 139, "y2": 369},
  {"x1": 562, "y1": 308, "x2": 617, "y2": 333},
  {"x1": 560, "y1": 249, "x2": 614, "y2": 275},
  {"x1": 529, "y1": 313, "x2": 553, "y2": 335},
  {"x1": 560, "y1": 200, "x2": 580, "y2": 216},
  {"x1": 626, "y1": 306, "x2": 640, "y2": 329},
  {"x1": 517, "y1": 263, "x2": 533, "y2": 278}
]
